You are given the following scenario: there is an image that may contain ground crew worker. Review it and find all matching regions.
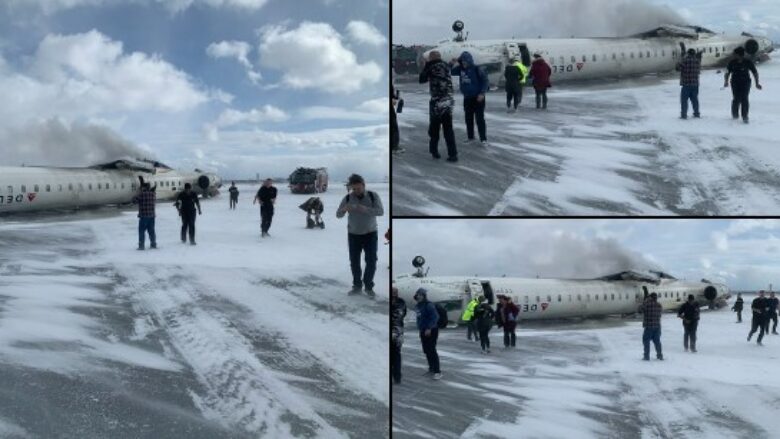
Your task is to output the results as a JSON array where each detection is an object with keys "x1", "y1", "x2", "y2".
[
  {"x1": 732, "y1": 293, "x2": 744, "y2": 323},
  {"x1": 640, "y1": 293, "x2": 663, "y2": 360},
  {"x1": 462, "y1": 296, "x2": 480, "y2": 342},
  {"x1": 748, "y1": 290, "x2": 768, "y2": 345},
  {"x1": 175, "y1": 183, "x2": 202, "y2": 245},
  {"x1": 677, "y1": 294, "x2": 700, "y2": 352}
]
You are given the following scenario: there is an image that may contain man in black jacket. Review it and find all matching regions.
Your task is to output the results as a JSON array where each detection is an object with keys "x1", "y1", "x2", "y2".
[
  {"x1": 391, "y1": 287, "x2": 407, "y2": 384},
  {"x1": 732, "y1": 293, "x2": 744, "y2": 323},
  {"x1": 419, "y1": 50, "x2": 457, "y2": 162},
  {"x1": 175, "y1": 183, "x2": 201, "y2": 245},
  {"x1": 724, "y1": 47, "x2": 762, "y2": 123},
  {"x1": 748, "y1": 290, "x2": 768, "y2": 345},
  {"x1": 677, "y1": 295, "x2": 700, "y2": 352},
  {"x1": 228, "y1": 182, "x2": 239, "y2": 210},
  {"x1": 766, "y1": 291, "x2": 778, "y2": 335},
  {"x1": 254, "y1": 179, "x2": 277, "y2": 237}
]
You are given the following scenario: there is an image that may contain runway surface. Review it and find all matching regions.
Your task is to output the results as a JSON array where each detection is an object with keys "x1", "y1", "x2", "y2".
[
  {"x1": 393, "y1": 295, "x2": 780, "y2": 439},
  {"x1": 0, "y1": 184, "x2": 389, "y2": 438},
  {"x1": 393, "y1": 61, "x2": 780, "y2": 216}
]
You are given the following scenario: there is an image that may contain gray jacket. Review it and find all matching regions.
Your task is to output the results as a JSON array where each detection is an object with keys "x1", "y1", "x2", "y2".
[{"x1": 336, "y1": 191, "x2": 384, "y2": 235}]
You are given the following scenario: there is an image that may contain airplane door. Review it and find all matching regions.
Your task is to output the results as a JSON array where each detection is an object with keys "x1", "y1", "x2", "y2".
[
  {"x1": 481, "y1": 281, "x2": 494, "y2": 304},
  {"x1": 504, "y1": 43, "x2": 521, "y2": 63},
  {"x1": 467, "y1": 279, "x2": 483, "y2": 300}
]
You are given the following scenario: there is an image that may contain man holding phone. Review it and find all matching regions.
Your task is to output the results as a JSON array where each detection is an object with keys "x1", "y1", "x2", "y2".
[{"x1": 336, "y1": 174, "x2": 384, "y2": 297}]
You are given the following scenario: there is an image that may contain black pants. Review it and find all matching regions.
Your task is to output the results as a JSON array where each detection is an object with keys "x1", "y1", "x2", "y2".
[
  {"x1": 771, "y1": 311, "x2": 778, "y2": 333},
  {"x1": 348, "y1": 231, "x2": 378, "y2": 290},
  {"x1": 683, "y1": 321, "x2": 697, "y2": 350},
  {"x1": 180, "y1": 211, "x2": 196, "y2": 243},
  {"x1": 260, "y1": 203, "x2": 274, "y2": 234},
  {"x1": 420, "y1": 328, "x2": 440, "y2": 373},
  {"x1": 749, "y1": 317, "x2": 765, "y2": 343},
  {"x1": 506, "y1": 87, "x2": 521, "y2": 109},
  {"x1": 503, "y1": 322, "x2": 516, "y2": 347},
  {"x1": 230, "y1": 197, "x2": 237, "y2": 209},
  {"x1": 731, "y1": 82, "x2": 751, "y2": 120},
  {"x1": 466, "y1": 320, "x2": 479, "y2": 341},
  {"x1": 390, "y1": 106, "x2": 400, "y2": 150},
  {"x1": 479, "y1": 328, "x2": 491, "y2": 350},
  {"x1": 736, "y1": 310, "x2": 742, "y2": 322},
  {"x1": 463, "y1": 96, "x2": 487, "y2": 141},
  {"x1": 428, "y1": 106, "x2": 457, "y2": 159},
  {"x1": 535, "y1": 88, "x2": 548, "y2": 109},
  {"x1": 391, "y1": 340, "x2": 402, "y2": 382}
]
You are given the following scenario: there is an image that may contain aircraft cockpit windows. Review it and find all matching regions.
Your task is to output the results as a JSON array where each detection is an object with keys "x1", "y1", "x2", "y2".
[
  {"x1": 559, "y1": 56, "x2": 564, "y2": 65},
  {"x1": 34, "y1": 184, "x2": 39, "y2": 192},
  {"x1": 21, "y1": 185, "x2": 26, "y2": 193}
]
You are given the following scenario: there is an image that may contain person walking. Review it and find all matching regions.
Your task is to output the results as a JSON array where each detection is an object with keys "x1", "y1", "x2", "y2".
[
  {"x1": 450, "y1": 51, "x2": 489, "y2": 146},
  {"x1": 133, "y1": 182, "x2": 157, "y2": 250},
  {"x1": 503, "y1": 57, "x2": 526, "y2": 112},
  {"x1": 732, "y1": 293, "x2": 744, "y2": 323},
  {"x1": 767, "y1": 291, "x2": 779, "y2": 335},
  {"x1": 175, "y1": 183, "x2": 202, "y2": 245},
  {"x1": 391, "y1": 81, "x2": 405, "y2": 154},
  {"x1": 414, "y1": 288, "x2": 441, "y2": 380},
  {"x1": 391, "y1": 287, "x2": 407, "y2": 384},
  {"x1": 336, "y1": 174, "x2": 384, "y2": 296},
  {"x1": 419, "y1": 50, "x2": 457, "y2": 161},
  {"x1": 748, "y1": 290, "x2": 768, "y2": 345},
  {"x1": 228, "y1": 182, "x2": 239, "y2": 210},
  {"x1": 640, "y1": 293, "x2": 664, "y2": 360},
  {"x1": 462, "y1": 296, "x2": 480, "y2": 342},
  {"x1": 529, "y1": 52, "x2": 552, "y2": 110},
  {"x1": 677, "y1": 294, "x2": 700, "y2": 352},
  {"x1": 501, "y1": 296, "x2": 519, "y2": 348},
  {"x1": 724, "y1": 46, "x2": 762, "y2": 124},
  {"x1": 676, "y1": 48, "x2": 702, "y2": 119},
  {"x1": 474, "y1": 299, "x2": 495, "y2": 354},
  {"x1": 253, "y1": 179, "x2": 277, "y2": 237}
]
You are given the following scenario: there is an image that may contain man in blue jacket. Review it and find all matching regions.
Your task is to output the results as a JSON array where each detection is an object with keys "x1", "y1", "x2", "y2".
[
  {"x1": 450, "y1": 51, "x2": 489, "y2": 146},
  {"x1": 414, "y1": 288, "x2": 441, "y2": 380}
]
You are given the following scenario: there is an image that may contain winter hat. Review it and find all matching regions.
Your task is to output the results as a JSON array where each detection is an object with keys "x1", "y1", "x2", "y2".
[
  {"x1": 348, "y1": 174, "x2": 365, "y2": 185},
  {"x1": 414, "y1": 288, "x2": 428, "y2": 300}
]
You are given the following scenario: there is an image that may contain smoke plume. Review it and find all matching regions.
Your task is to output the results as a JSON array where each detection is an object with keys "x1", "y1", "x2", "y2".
[{"x1": 0, "y1": 118, "x2": 153, "y2": 167}]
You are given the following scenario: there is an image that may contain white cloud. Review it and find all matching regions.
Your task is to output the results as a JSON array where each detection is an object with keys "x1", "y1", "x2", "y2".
[
  {"x1": 7, "y1": 0, "x2": 270, "y2": 14},
  {"x1": 258, "y1": 22, "x2": 382, "y2": 93},
  {"x1": 205, "y1": 105, "x2": 289, "y2": 140},
  {"x1": 299, "y1": 98, "x2": 388, "y2": 121},
  {"x1": 206, "y1": 40, "x2": 262, "y2": 84},
  {"x1": 738, "y1": 10, "x2": 752, "y2": 23},
  {"x1": 346, "y1": 20, "x2": 387, "y2": 46}
]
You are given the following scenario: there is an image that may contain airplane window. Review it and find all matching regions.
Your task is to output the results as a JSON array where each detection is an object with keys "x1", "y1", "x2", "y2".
[
  {"x1": 611, "y1": 293, "x2": 615, "y2": 300},
  {"x1": 654, "y1": 50, "x2": 658, "y2": 57},
  {"x1": 58, "y1": 184, "x2": 62, "y2": 192},
  {"x1": 88, "y1": 183, "x2": 92, "y2": 190},
  {"x1": 524, "y1": 296, "x2": 528, "y2": 304},
  {"x1": 121, "y1": 183, "x2": 125, "y2": 189},
  {"x1": 647, "y1": 51, "x2": 650, "y2": 58},
  {"x1": 621, "y1": 52, "x2": 625, "y2": 58},
  {"x1": 21, "y1": 185, "x2": 26, "y2": 192},
  {"x1": 602, "y1": 54, "x2": 606, "y2": 61},
  {"x1": 630, "y1": 52, "x2": 634, "y2": 59},
  {"x1": 709, "y1": 47, "x2": 712, "y2": 53},
  {"x1": 586, "y1": 294, "x2": 591, "y2": 301},
  {"x1": 581, "y1": 55, "x2": 586, "y2": 62},
  {"x1": 68, "y1": 183, "x2": 73, "y2": 191},
  {"x1": 98, "y1": 183, "x2": 101, "y2": 190},
  {"x1": 577, "y1": 294, "x2": 581, "y2": 301},
  {"x1": 571, "y1": 56, "x2": 575, "y2": 63},
  {"x1": 546, "y1": 295, "x2": 551, "y2": 303},
  {"x1": 34, "y1": 184, "x2": 39, "y2": 192},
  {"x1": 603, "y1": 294, "x2": 607, "y2": 301},
  {"x1": 639, "y1": 52, "x2": 643, "y2": 58},
  {"x1": 6, "y1": 185, "x2": 11, "y2": 194},
  {"x1": 662, "y1": 50, "x2": 665, "y2": 57},
  {"x1": 45, "y1": 184, "x2": 50, "y2": 192},
  {"x1": 612, "y1": 53, "x2": 616, "y2": 60},
  {"x1": 557, "y1": 294, "x2": 562, "y2": 302},
  {"x1": 131, "y1": 184, "x2": 136, "y2": 190},
  {"x1": 595, "y1": 294, "x2": 598, "y2": 301},
  {"x1": 535, "y1": 295, "x2": 540, "y2": 303},
  {"x1": 592, "y1": 54, "x2": 596, "y2": 62},
  {"x1": 568, "y1": 295, "x2": 572, "y2": 302}
]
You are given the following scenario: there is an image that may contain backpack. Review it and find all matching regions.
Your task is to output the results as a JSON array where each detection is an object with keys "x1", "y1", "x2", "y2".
[
  {"x1": 344, "y1": 191, "x2": 376, "y2": 207},
  {"x1": 435, "y1": 303, "x2": 449, "y2": 329}
]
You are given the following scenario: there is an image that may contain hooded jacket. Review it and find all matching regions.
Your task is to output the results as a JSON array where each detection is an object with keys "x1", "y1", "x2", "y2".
[
  {"x1": 419, "y1": 58, "x2": 455, "y2": 117},
  {"x1": 451, "y1": 52, "x2": 489, "y2": 98},
  {"x1": 415, "y1": 289, "x2": 439, "y2": 331},
  {"x1": 529, "y1": 57, "x2": 552, "y2": 89}
]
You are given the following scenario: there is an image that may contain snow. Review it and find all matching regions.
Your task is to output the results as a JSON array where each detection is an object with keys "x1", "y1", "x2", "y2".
[
  {"x1": 0, "y1": 183, "x2": 389, "y2": 438},
  {"x1": 394, "y1": 294, "x2": 780, "y2": 438},
  {"x1": 393, "y1": 60, "x2": 780, "y2": 215}
]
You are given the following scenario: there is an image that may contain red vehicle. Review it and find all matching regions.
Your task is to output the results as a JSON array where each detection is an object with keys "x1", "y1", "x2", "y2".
[{"x1": 288, "y1": 167, "x2": 328, "y2": 194}]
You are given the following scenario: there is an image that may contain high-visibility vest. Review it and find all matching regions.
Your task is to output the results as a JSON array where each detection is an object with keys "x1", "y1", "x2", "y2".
[
  {"x1": 514, "y1": 61, "x2": 529, "y2": 84},
  {"x1": 462, "y1": 299, "x2": 479, "y2": 321}
]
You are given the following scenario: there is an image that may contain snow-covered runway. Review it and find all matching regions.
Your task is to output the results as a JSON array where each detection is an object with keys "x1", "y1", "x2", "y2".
[
  {"x1": 393, "y1": 296, "x2": 780, "y2": 439},
  {"x1": 393, "y1": 61, "x2": 780, "y2": 216},
  {"x1": 0, "y1": 184, "x2": 389, "y2": 438}
]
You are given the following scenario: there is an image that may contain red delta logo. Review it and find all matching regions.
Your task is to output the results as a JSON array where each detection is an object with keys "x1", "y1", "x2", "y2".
[
  {"x1": 541, "y1": 302, "x2": 549, "y2": 311},
  {"x1": 576, "y1": 63, "x2": 584, "y2": 71},
  {"x1": 27, "y1": 193, "x2": 36, "y2": 202}
]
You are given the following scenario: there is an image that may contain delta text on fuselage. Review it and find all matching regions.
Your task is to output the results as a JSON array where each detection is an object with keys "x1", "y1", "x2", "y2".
[{"x1": 0, "y1": 158, "x2": 222, "y2": 213}]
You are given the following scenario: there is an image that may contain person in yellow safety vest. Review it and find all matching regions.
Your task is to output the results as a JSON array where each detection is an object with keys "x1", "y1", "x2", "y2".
[
  {"x1": 463, "y1": 296, "x2": 483, "y2": 341},
  {"x1": 504, "y1": 57, "x2": 528, "y2": 113},
  {"x1": 514, "y1": 58, "x2": 529, "y2": 107}
]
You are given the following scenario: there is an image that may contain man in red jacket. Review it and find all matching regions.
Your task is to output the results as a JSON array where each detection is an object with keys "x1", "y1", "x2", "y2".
[
  {"x1": 529, "y1": 52, "x2": 552, "y2": 110},
  {"x1": 500, "y1": 296, "x2": 519, "y2": 348}
]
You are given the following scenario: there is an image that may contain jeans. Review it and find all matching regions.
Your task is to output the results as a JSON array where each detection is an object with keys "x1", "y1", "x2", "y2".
[
  {"x1": 683, "y1": 321, "x2": 697, "y2": 350},
  {"x1": 479, "y1": 328, "x2": 491, "y2": 350},
  {"x1": 463, "y1": 96, "x2": 487, "y2": 141},
  {"x1": 428, "y1": 104, "x2": 457, "y2": 159},
  {"x1": 260, "y1": 203, "x2": 274, "y2": 233},
  {"x1": 731, "y1": 82, "x2": 751, "y2": 120},
  {"x1": 749, "y1": 316, "x2": 765, "y2": 343},
  {"x1": 348, "y1": 231, "x2": 378, "y2": 290},
  {"x1": 503, "y1": 322, "x2": 516, "y2": 347},
  {"x1": 680, "y1": 85, "x2": 700, "y2": 117},
  {"x1": 506, "y1": 87, "x2": 522, "y2": 109},
  {"x1": 138, "y1": 217, "x2": 156, "y2": 247},
  {"x1": 535, "y1": 88, "x2": 548, "y2": 109},
  {"x1": 420, "y1": 328, "x2": 440, "y2": 373},
  {"x1": 466, "y1": 320, "x2": 479, "y2": 341},
  {"x1": 391, "y1": 340, "x2": 402, "y2": 382},
  {"x1": 181, "y1": 211, "x2": 196, "y2": 243},
  {"x1": 643, "y1": 327, "x2": 662, "y2": 358}
]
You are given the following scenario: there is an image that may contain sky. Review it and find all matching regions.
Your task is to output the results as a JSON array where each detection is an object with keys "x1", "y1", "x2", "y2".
[
  {"x1": 393, "y1": 219, "x2": 780, "y2": 291},
  {"x1": 0, "y1": 0, "x2": 388, "y2": 181},
  {"x1": 391, "y1": 0, "x2": 780, "y2": 45}
]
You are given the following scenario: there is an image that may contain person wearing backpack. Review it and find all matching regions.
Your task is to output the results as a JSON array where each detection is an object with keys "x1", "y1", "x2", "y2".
[
  {"x1": 473, "y1": 298, "x2": 495, "y2": 354},
  {"x1": 391, "y1": 287, "x2": 407, "y2": 385},
  {"x1": 414, "y1": 288, "x2": 442, "y2": 380},
  {"x1": 501, "y1": 296, "x2": 519, "y2": 348},
  {"x1": 724, "y1": 46, "x2": 762, "y2": 124},
  {"x1": 336, "y1": 174, "x2": 385, "y2": 297}
]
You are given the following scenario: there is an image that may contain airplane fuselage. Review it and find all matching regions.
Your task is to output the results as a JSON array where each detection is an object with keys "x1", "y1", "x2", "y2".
[
  {"x1": 0, "y1": 166, "x2": 221, "y2": 213},
  {"x1": 394, "y1": 274, "x2": 729, "y2": 322}
]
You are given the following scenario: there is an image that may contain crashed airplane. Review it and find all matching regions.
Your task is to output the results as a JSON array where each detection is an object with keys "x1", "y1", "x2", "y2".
[
  {"x1": 424, "y1": 21, "x2": 774, "y2": 86},
  {"x1": 393, "y1": 256, "x2": 730, "y2": 324},
  {"x1": 0, "y1": 158, "x2": 222, "y2": 213}
]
